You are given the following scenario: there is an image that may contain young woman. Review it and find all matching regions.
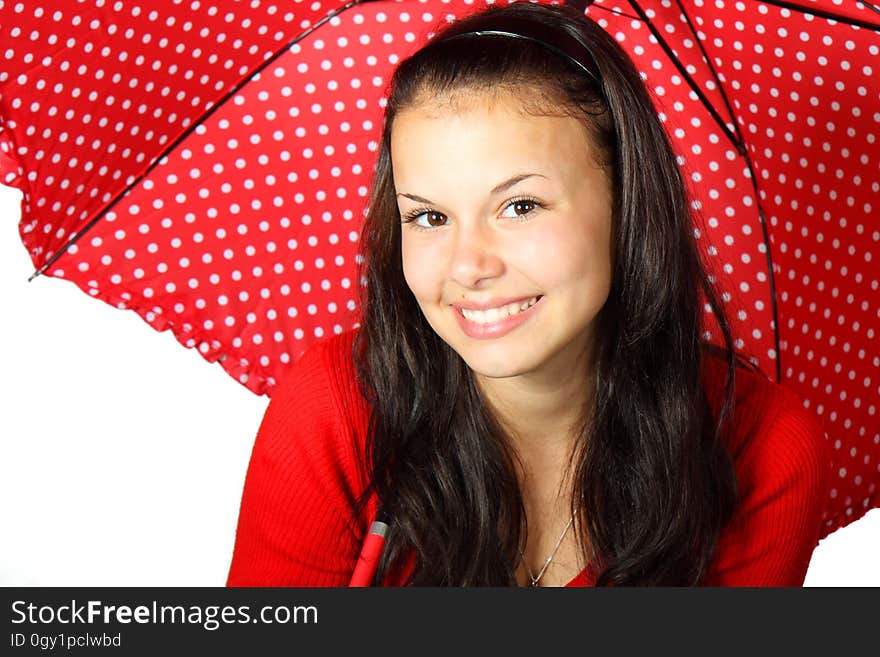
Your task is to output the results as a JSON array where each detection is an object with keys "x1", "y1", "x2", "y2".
[{"x1": 226, "y1": 2, "x2": 830, "y2": 586}]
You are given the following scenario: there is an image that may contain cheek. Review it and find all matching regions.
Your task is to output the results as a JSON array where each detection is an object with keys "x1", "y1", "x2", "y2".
[
  {"x1": 401, "y1": 237, "x2": 443, "y2": 301},
  {"x1": 516, "y1": 220, "x2": 611, "y2": 285}
]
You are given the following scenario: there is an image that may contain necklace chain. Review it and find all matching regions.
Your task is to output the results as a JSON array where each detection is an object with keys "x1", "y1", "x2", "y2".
[{"x1": 518, "y1": 515, "x2": 574, "y2": 587}]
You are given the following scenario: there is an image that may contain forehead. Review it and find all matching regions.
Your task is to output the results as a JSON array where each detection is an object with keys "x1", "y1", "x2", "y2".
[
  {"x1": 390, "y1": 92, "x2": 598, "y2": 189},
  {"x1": 407, "y1": 84, "x2": 571, "y2": 119}
]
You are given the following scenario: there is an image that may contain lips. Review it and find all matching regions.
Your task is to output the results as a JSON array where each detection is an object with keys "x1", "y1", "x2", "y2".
[{"x1": 452, "y1": 295, "x2": 543, "y2": 339}]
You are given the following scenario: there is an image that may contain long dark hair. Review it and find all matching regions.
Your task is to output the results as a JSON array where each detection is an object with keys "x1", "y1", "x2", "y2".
[{"x1": 353, "y1": 1, "x2": 741, "y2": 585}]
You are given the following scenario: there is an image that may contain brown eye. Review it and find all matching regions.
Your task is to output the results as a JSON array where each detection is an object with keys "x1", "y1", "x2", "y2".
[
  {"x1": 513, "y1": 200, "x2": 535, "y2": 216},
  {"x1": 403, "y1": 208, "x2": 448, "y2": 230},
  {"x1": 426, "y1": 211, "x2": 446, "y2": 227},
  {"x1": 501, "y1": 197, "x2": 543, "y2": 220}
]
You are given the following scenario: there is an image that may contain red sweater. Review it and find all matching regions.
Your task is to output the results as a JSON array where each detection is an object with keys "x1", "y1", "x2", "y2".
[{"x1": 227, "y1": 329, "x2": 831, "y2": 586}]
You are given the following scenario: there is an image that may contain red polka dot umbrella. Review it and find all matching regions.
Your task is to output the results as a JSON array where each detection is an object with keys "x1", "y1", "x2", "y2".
[{"x1": 1, "y1": 0, "x2": 878, "y2": 537}]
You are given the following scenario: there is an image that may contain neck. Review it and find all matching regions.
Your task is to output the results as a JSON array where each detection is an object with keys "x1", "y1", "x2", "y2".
[
  {"x1": 475, "y1": 360, "x2": 594, "y2": 490},
  {"x1": 476, "y1": 357, "x2": 596, "y2": 584}
]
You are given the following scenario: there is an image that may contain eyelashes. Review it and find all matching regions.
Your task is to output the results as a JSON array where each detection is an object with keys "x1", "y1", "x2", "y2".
[
  {"x1": 401, "y1": 195, "x2": 546, "y2": 231},
  {"x1": 400, "y1": 206, "x2": 448, "y2": 230}
]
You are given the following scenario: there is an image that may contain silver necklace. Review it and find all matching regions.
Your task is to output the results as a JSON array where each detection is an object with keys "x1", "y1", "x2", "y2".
[{"x1": 518, "y1": 515, "x2": 574, "y2": 587}]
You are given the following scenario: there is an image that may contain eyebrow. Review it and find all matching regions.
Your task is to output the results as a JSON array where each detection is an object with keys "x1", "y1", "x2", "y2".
[{"x1": 396, "y1": 173, "x2": 548, "y2": 205}]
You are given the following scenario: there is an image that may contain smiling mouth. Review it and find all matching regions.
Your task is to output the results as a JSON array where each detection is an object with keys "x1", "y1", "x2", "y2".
[{"x1": 458, "y1": 296, "x2": 542, "y2": 324}]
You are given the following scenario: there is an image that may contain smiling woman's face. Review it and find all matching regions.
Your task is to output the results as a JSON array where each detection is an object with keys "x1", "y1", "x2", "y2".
[{"x1": 391, "y1": 93, "x2": 614, "y2": 386}]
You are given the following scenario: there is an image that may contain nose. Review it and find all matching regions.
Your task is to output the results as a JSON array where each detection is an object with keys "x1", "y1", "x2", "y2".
[{"x1": 448, "y1": 220, "x2": 505, "y2": 288}]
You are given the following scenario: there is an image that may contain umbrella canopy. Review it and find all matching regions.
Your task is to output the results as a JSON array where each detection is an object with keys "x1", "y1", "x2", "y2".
[{"x1": 1, "y1": 0, "x2": 878, "y2": 538}]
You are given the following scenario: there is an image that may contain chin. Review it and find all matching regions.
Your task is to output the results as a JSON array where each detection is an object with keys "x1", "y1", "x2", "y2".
[{"x1": 455, "y1": 343, "x2": 540, "y2": 380}]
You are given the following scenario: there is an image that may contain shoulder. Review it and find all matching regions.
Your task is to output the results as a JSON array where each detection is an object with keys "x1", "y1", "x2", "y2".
[
  {"x1": 701, "y1": 352, "x2": 832, "y2": 585},
  {"x1": 259, "y1": 327, "x2": 372, "y2": 496},
  {"x1": 701, "y1": 352, "x2": 831, "y2": 481},
  {"x1": 274, "y1": 328, "x2": 359, "y2": 394},
  {"x1": 270, "y1": 327, "x2": 368, "y2": 426},
  {"x1": 227, "y1": 329, "x2": 375, "y2": 585}
]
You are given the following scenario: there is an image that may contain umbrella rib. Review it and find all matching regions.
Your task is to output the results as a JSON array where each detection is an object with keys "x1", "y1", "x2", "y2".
[
  {"x1": 570, "y1": 0, "x2": 643, "y2": 22},
  {"x1": 29, "y1": 0, "x2": 377, "y2": 281},
  {"x1": 589, "y1": 5, "x2": 643, "y2": 22},
  {"x1": 673, "y1": 0, "x2": 744, "y2": 149},
  {"x1": 753, "y1": 0, "x2": 880, "y2": 32},
  {"x1": 624, "y1": 0, "x2": 745, "y2": 156},
  {"x1": 672, "y1": 1, "x2": 783, "y2": 381}
]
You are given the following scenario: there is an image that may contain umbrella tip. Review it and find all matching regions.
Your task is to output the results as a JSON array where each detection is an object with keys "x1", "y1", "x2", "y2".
[{"x1": 27, "y1": 262, "x2": 49, "y2": 282}]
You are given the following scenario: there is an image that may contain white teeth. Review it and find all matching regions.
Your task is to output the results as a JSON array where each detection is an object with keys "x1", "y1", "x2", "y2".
[{"x1": 460, "y1": 297, "x2": 539, "y2": 324}]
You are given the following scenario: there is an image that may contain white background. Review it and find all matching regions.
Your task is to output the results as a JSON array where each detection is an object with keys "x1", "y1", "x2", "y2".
[{"x1": 1, "y1": 184, "x2": 878, "y2": 586}]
